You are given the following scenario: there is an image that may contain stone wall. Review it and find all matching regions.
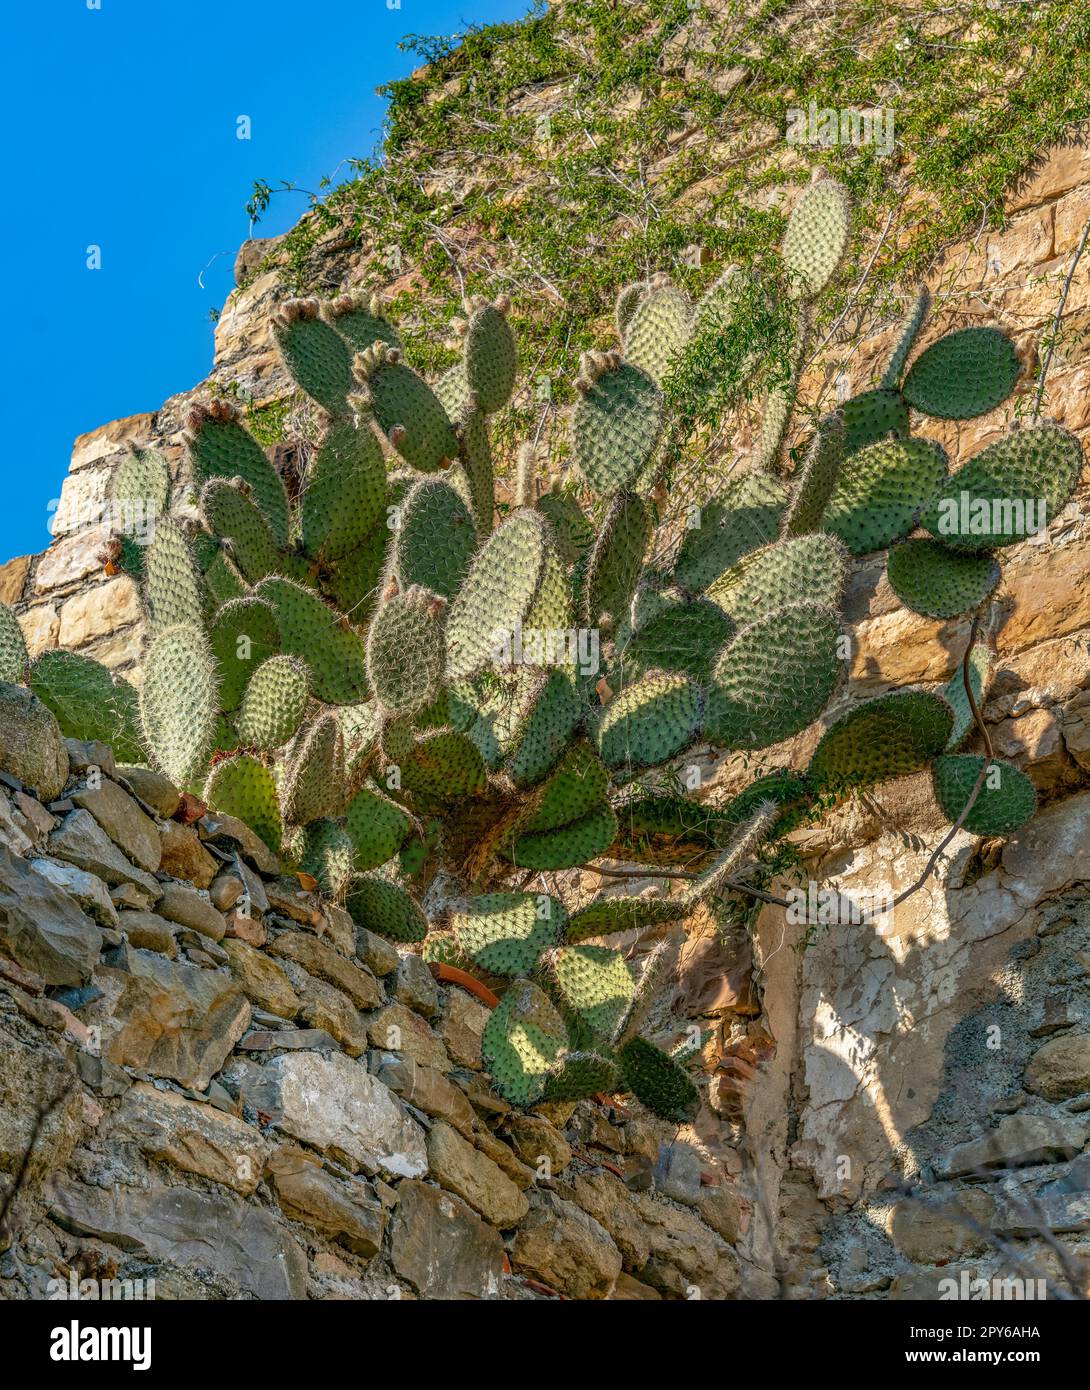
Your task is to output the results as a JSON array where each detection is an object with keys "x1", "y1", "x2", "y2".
[{"x1": 0, "y1": 704, "x2": 744, "y2": 1300}]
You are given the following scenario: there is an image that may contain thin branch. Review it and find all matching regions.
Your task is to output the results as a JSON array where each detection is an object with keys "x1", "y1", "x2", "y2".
[{"x1": 1034, "y1": 214, "x2": 1090, "y2": 415}]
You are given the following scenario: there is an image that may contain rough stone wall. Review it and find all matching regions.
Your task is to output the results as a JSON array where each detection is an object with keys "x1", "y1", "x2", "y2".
[{"x1": 0, "y1": 718, "x2": 743, "y2": 1300}]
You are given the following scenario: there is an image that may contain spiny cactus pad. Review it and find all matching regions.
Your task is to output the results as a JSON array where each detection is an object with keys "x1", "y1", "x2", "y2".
[
  {"x1": 393, "y1": 478, "x2": 476, "y2": 599},
  {"x1": 345, "y1": 786, "x2": 411, "y2": 871},
  {"x1": 281, "y1": 713, "x2": 345, "y2": 826},
  {"x1": 705, "y1": 602, "x2": 842, "y2": 750},
  {"x1": 565, "y1": 895, "x2": 688, "y2": 944},
  {"x1": 30, "y1": 650, "x2": 145, "y2": 762},
  {"x1": 367, "y1": 586, "x2": 447, "y2": 716},
  {"x1": 886, "y1": 538, "x2": 1001, "y2": 619},
  {"x1": 593, "y1": 671, "x2": 704, "y2": 769},
  {"x1": 840, "y1": 388, "x2": 911, "y2": 456},
  {"x1": 942, "y1": 643, "x2": 994, "y2": 752},
  {"x1": 204, "y1": 753, "x2": 282, "y2": 852},
  {"x1": 621, "y1": 278, "x2": 692, "y2": 385},
  {"x1": 550, "y1": 944, "x2": 635, "y2": 1038},
  {"x1": 822, "y1": 437, "x2": 948, "y2": 555},
  {"x1": 617, "y1": 1036, "x2": 700, "y2": 1123},
  {"x1": 143, "y1": 518, "x2": 205, "y2": 633},
  {"x1": 257, "y1": 577, "x2": 369, "y2": 705},
  {"x1": 387, "y1": 727, "x2": 487, "y2": 798},
  {"x1": 808, "y1": 690, "x2": 954, "y2": 792},
  {"x1": 358, "y1": 351, "x2": 458, "y2": 472},
  {"x1": 188, "y1": 408, "x2": 291, "y2": 549},
  {"x1": 571, "y1": 358, "x2": 663, "y2": 495},
  {"x1": 673, "y1": 471, "x2": 788, "y2": 593},
  {"x1": 505, "y1": 668, "x2": 589, "y2": 787},
  {"x1": 585, "y1": 492, "x2": 651, "y2": 630},
  {"x1": 932, "y1": 754, "x2": 1037, "y2": 836},
  {"x1": 708, "y1": 534, "x2": 847, "y2": 624},
  {"x1": 209, "y1": 597, "x2": 281, "y2": 713},
  {"x1": 200, "y1": 478, "x2": 281, "y2": 583},
  {"x1": 544, "y1": 1050, "x2": 622, "y2": 1102},
  {"x1": 902, "y1": 327, "x2": 1020, "y2": 420},
  {"x1": 301, "y1": 419, "x2": 386, "y2": 563},
  {"x1": 516, "y1": 742, "x2": 608, "y2": 834},
  {"x1": 347, "y1": 875, "x2": 428, "y2": 942},
  {"x1": 782, "y1": 411, "x2": 846, "y2": 537},
  {"x1": 140, "y1": 623, "x2": 218, "y2": 788},
  {"x1": 482, "y1": 981, "x2": 567, "y2": 1106},
  {"x1": 463, "y1": 300, "x2": 517, "y2": 413},
  {"x1": 623, "y1": 596, "x2": 733, "y2": 683},
  {"x1": 881, "y1": 287, "x2": 931, "y2": 391},
  {"x1": 783, "y1": 178, "x2": 851, "y2": 298},
  {"x1": 236, "y1": 655, "x2": 309, "y2": 750},
  {"x1": 921, "y1": 423, "x2": 1082, "y2": 551},
  {"x1": 297, "y1": 818, "x2": 355, "y2": 899},
  {"x1": 452, "y1": 891, "x2": 566, "y2": 976},
  {"x1": 275, "y1": 306, "x2": 354, "y2": 414},
  {"x1": 0, "y1": 603, "x2": 28, "y2": 683},
  {"x1": 507, "y1": 804, "x2": 617, "y2": 871}
]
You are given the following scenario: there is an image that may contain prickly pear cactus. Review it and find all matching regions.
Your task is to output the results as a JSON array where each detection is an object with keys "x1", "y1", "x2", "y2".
[{"x1": 26, "y1": 176, "x2": 1081, "y2": 1128}]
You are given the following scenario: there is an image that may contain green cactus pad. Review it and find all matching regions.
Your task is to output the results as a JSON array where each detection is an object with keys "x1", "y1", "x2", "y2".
[
  {"x1": 387, "y1": 727, "x2": 487, "y2": 798},
  {"x1": 346, "y1": 875, "x2": 428, "y2": 942},
  {"x1": 517, "y1": 742, "x2": 609, "y2": 834},
  {"x1": 933, "y1": 754, "x2": 1037, "y2": 836},
  {"x1": 109, "y1": 446, "x2": 171, "y2": 543},
  {"x1": 29, "y1": 650, "x2": 145, "y2": 762},
  {"x1": 617, "y1": 1036, "x2": 700, "y2": 1123},
  {"x1": 704, "y1": 602, "x2": 843, "y2": 750},
  {"x1": 204, "y1": 753, "x2": 282, "y2": 852},
  {"x1": 621, "y1": 278, "x2": 693, "y2": 385},
  {"x1": 550, "y1": 944, "x2": 635, "y2": 1039},
  {"x1": 326, "y1": 292, "x2": 402, "y2": 355},
  {"x1": 323, "y1": 519, "x2": 387, "y2": 626},
  {"x1": 840, "y1": 388, "x2": 910, "y2": 456},
  {"x1": 275, "y1": 306, "x2": 354, "y2": 413},
  {"x1": 452, "y1": 406, "x2": 495, "y2": 537},
  {"x1": 301, "y1": 419, "x2": 386, "y2": 563},
  {"x1": 565, "y1": 895, "x2": 688, "y2": 944},
  {"x1": 822, "y1": 437, "x2": 948, "y2": 555},
  {"x1": 622, "y1": 594, "x2": 733, "y2": 682},
  {"x1": 187, "y1": 407, "x2": 291, "y2": 549},
  {"x1": 297, "y1": 818, "x2": 355, "y2": 899},
  {"x1": 256, "y1": 576, "x2": 369, "y2": 705},
  {"x1": 143, "y1": 517, "x2": 205, "y2": 633},
  {"x1": 452, "y1": 891, "x2": 566, "y2": 976},
  {"x1": 571, "y1": 358, "x2": 663, "y2": 495},
  {"x1": 339, "y1": 700, "x2": 382, "y2": 783},
  {"x1": 673, "y1": 471, "x2": 788, "y2": 593},
  {"x1": 754, "y1": 374, "x2": 798, "y2": 473},
  {"x1": 544, "y1": 1051, "x2": 622, "y2": 1102},
  {"x1": 585, "y1": 492, "x2": 651, "y2": 630},
  {"x1": 345, "y1": 785, "x2": 412, "y2": 871},
  {"x1": 782, "y1": 411, "x2": 846, "y2": 536},
  {"x1": 464, "y1": 300, "x2": 517, "y2": 413},
  {"x1": 536, "y1": 491, "x2": 596, "y2": 565},
  {"x1": 507, "y1": 804, "x2": 617, "y2": 871},
  {"x1": 942, "y1": 643, "x2": 994, "y2": 752},
  {"x1": 140, "y1": 623, "x2": 218, "y2": 788},
  {"x1": 203, "y1": 549, "x2": 249, "y2": 611},
  {"x1": 614, "y1": 282, "x2": 645, "y2": 337},
  {"x1": 881, "y1": 287, "x2": 931, "y2": 391},
  {"x1": 209, "y1": 597, "x2": 281, "y2": 713},
  {"x1": 505, "y1": 668, "x2": 589, "y2": 788},
  {"x1": 808, "y1": 689, "x2": 954, "y2": 792},
  {"x1": 482, "y1": 981, "x2": 567, "y2": 1106},
  {"x1": 717, "y1": 769, "x2": 813, "y2": 839},
  {"x1": 281, "y1": 713, "x2": 346, "y2": 825},
  {"x1": 594, "y1": 671, "x2": 704, "y2": 769},
  {"x1": 0, "y1": 603, "x2": 28, "y2": 683},
  {"x1": 445, "y1": 510, "x2": 553, "y2": 681},
  {"x1": 886, "y1": 538, "x2": 1001, "y2": 619},
  {"x1": 707, "y1": 533, "x2": 848, "y2": 625},
  {"x1": 361, "y1": 352, "x2": 458, "y2": 472},
  {"x1": 200, "y1": 478, "x2": 282, "y2": 583},
  {"x1": 921, "y1": 422, "x2": 1083, "y2": 551},
  {"x1": 421, "y1": 930, "x2": 475, "y2": 971},
  {"x1": 903, "y1": 327, "x2": 1020, "y2": 419},
  {"x1": 783, "y1": 178, "x2": 851, "y2": 298},
  {"x1": 366, "y1": 587, "x2": 447, "y2": 717},
  {"x1": 236, "y1": 654, "x2": 309, "y2": 750},
  {"x1": 393, "y1": 478, "x2": 477, "y2": 599}
]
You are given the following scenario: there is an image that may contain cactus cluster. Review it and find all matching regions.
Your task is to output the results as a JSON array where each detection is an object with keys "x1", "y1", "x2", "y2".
[{"x1": 2, "y1": 178, "x2": 1082, "y2": 1124}]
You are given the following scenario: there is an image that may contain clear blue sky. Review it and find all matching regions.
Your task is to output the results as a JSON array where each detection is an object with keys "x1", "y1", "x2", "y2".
[{"x1": 1, "y1": 0, "x2": 532, "y2": 563}]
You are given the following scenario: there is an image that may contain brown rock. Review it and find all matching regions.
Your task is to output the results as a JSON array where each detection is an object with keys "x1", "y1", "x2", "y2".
[
  {"x1": 389, "y1": 1179, "x2": 504, "y2": 1299},
  {"x1": 117, "y1": 765, "x2": 181, "y2": 820},
  {"x1": 557, "y1": 1169, "x2": 649, "y2": 1270},
  {"x1": 890, "y1": 1191, "x2": 994, "y2": 1264},
  {"x1": 395, "y1": 952, "x2": 440, "y2": 1018},
  {"x1": 632, "y1": 1191, "x2": 741, "y2": 1299},
  {"x1": 264, "y1": 878, "x2": 323, "y2": 926},
  {"x1": 225, "y1": 909, "x2": 267, "y2": 946},
  {"x1": 71, "y1": 777, "x2": 161, "y2": 873},
  {"x1": 510, "y1": 1190, "x2": 621, "y2": 1299},
  {"x1": 936, "y1": 1113, "x2": 1089, "y2": 1176},
  {"x1": 34, "y1": 523, "x2": 114, "y2": 593},
  {"x1": 355, "y1": 924, "x2": 399, "y2": 976},
  {"x1": 57, "y1": 577, "x2": 141, "y2": 648},
  {"x1": 157, "y1": 820, "x2": 218, "y2": 888},
  {"x1": 210, "y1": 870, "x2": 245, "y2": 913},
  {"x1": 48, "y1": 809, "x2": 159, "y2": 895},
  {"x1": 17, "y1": 604, "x2": 59, "y2": 658},
  {"x1": 223, "y1": 938, "x2": 300, "y2": 1018},
  {"x1": 426, "y1": 1120, "x2": 528, "y2": 1227},
  {"x1": 0, "y1": 1033, "x2": 85, "y2": 1195},
  {"x1": 0, "y1": 843, "x2": 102, "y2": 984},
  {"x1": 365, "y1": 1002, "x2": 450, "y2": 1071},
  {"x1": 502, "y1": 1114, "x2": 572, "y2": 1176},
  {"x1": 64, "y1": 738, "x2": 116, "y2": 779},
  {"x1": 610, "y1": 1273, "x2": 663, "y2": 1300},
  {"x1": 1025, "y1": 1033, "x2": 1090, "y2": 1101},
  {"x1": 119, "y1": 910, "x2": 177, "y2": 957},
  {"x1": 436, "y1": 988, "x2": 489, "y2": 1069},
  {"x1": 0, "y1": 682, "x2": 69, "y2": 800},
  {"x1": 370, "y1": 1054, "x2": 477, "y2": 1136},
  {"x1": 155, "y1": 882, "x2": 227, "y2": 942},
  {"x1": 0, "y1": 554, "x2": 29, "y2": 605},
  {"x1": 267, "y1": 930, "x2": 381, "y2": 1009},
  {"x1": 198, "y1": 810, "x2": 279, "y2": 875},
  {"x1": 266, "y1": 1147, "x2": 385, "y2": 1256},
  {"x1": 294, "y1": 971, "x2": 368, "y2": 1057}
]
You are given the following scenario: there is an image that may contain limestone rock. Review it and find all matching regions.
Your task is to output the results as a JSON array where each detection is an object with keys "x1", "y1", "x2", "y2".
[
  {"x1": 889, "y1": 1190, "x2": 994, "y2": 1263},
  {"x1": 502, "y1": 1113, "x2": 572, "y2": 1175},
  {"x1": 365, "y1": 1002, "x2": 450, "y2": 1072},
  {"x1": 267, "y1": 930, "x2": 381, "y2": 1010},
  {"x1": 48, "y1": 809, "x2": 160, "y2": 896},
  {"x1": 355, "y1": 925, "x2": 400, "y2": 977},
  {"x1": 266, "y1": 1147, "x2": 386, "y2": 1256},
  {"x1": 155, "y1": 882, "x2": 227, "y2": 943},
  {"x1": 389, "y1": 1179, "x2": 505, "y2": 1299},
  {"x1": 29, "y1": 855, "x2": 119, "y2": 927},
  {"x1": 70, "y1": 778, "x2": 160, "y2": 873},
  {"x1": 292, "y1": 969, "x2": 369, "y2": 1057},
  {"x1": 426, "y1": 1121, "x2": 528, "y2": 1228},
  {"x1": 632, "y1": 1191, "x2": 741, "y2": 1299},
  {"x1": 1025, "y1": 1034, "x2": 1090, "y2": 1101},
  {"x1": 157, "y1": 821, "x2": 218, "y2": 888},
  {"x1": 435, "y1": 988, "x2": 489, "y2": 1069},
  {"x1": 395, "y1": 951, "x2": 439, "y2": 1018},
  {"x1": 119, "y1": 910, "x2": 177, "y2": 957},
  {"x1": 371, "y1": 1054, "x2": 477, "y2": 1136},
  {"x1": 117, "y1": 765, "x2": 181, "y2": 820},
  {"x1": 510, "y1": 1190, "x2": 621, "y2": 1299},
  {"x1": 0, "y1": 682, "x2": 69, "y2": 800},
  {"x1": 556, "y1": 1169, "x2": 649, "y2": 1270},
  {"x1": 0, "y1": 1032, "x2": 86, "y2": 1196},
  {"x1": 0, "y1": 843, "x2": 102, "y2": 985},
  {"x1": 937, "y1": 1114, "x2": 1090, "y2": 1176},
  {"x1": 223, "y1": 938, "x2": 300, "y2": 1018}
]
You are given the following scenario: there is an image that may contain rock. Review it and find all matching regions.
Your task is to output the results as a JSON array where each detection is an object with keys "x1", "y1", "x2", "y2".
[
  {"x1": 117, "y1": 765, "x2": 181, "y2": 820},
  {"x1": 223, "y1": 938, "x2": 300, "y2": 1018},
  {"x1": 0, "y1": 843, "x2": 102, "y2": 984},
  {"x1": 395, "y1": 952, "x2": 439, "y2": 1018},
  {"x1": 110, "y1": 881, "x2": 156, "y2": 911},
  {"x1": 370, "y1": 1054, "x2": 477, "y2": 1136},
  {"x1": 243, "y1": 1051, "x2": 427, "y2": 1179},
  {"x1": 355, "y1": 925, "x2": 399, "y2": 977},
  {"x1": 90, "y1": 946, "x2": 251, "y2": 1089},
  {"x1": 266, "y1": 1148, "x2": 386, "y2": 1257},
  {"x1": 209, "y1": 870, "x2": 245, "y2": 913},
  {"x1": 76, "y1": 1051, "x2": 133, "y2": 1098},
  {"x1": 119, "y1": 910, "x2": 177, "y2": 957},
  {"x1": 267, "y1": 930, "x2": 381, "y2": 1009},
  {"x1": 0, "y1": 554, "x2": 28, "y2": 605},
  {"x1": 240, "y1": 1028, "x2": 339, "y2": 1051},
  {"x1": 365, "y1": 1002, "x2": 450, "y2": 1072},
  {"x1": 316, "y1": 901, "x2": 354, "y2": 955},
  {"x1": 47, "y1": 809, "x2": 160, "y2": 896},
  {"x1": 48, "y1": 1178, "x2": 306, "y2": 1300},
  {"x1": 695, "y1": 1187, "x2": 746, "y2": 1245},
  {"x1": 111, "y1": 1081, "x2": 270, "y2": 1194},
  {"x1": 390, "y1": 1179, "x2": 505, "y2": 1299},
  {"x1": 0, "y1": 1032, "x2": 86, "y2": 1192},
  {"x1": 502, "y1": 1114, "x2": 572, "y2": 1175},
  {"x1": 57, "y1": 576, "x2": 142, "y2": 649},
  {"x1": 610, "y1": 1272, "x2": 663, "y2": 1300},
  {"x1": 472, "y1": 1126, "x2": 536, "y2": 1190},
  {"x1": 70, "y1": 778, "x2": 161, "y2": 873},
  {"x1": 426, "y1": 1121, "x2": 529, "y2": 1227},
  {"x1": 17, "y1": 604, "x2": 59, "y2": 659},
  {"x1": 225, "y1": 910, "x2": 267, "y2": 946},
  {"x1": 1025, "y1": 1033, "x2": 1090, "y2": 1101},
  {"x1": 64, "y1": 738, "x2": 116, "y2": 779},
  {"x1": 0, "y1": 683, "x2": 69, "y2": 800},
  {"x1": 632, "y1": 1191, "x2": 741, "y2": 1299},
  {"x1": 293, "y1": 970, "x2": 369, "y2": 1057},
  {"x1": 199, "y1": 811, "x2": 279, "y2": 876},
  {"x1": 653, "y1": 1141, "x2": 703, "y2": 1205},
  {"x1": 155, "y1": 882, "x2": 227, "y2": 943},
  {"x1": 890, "y1": 1190, "x2": 995, "y2": 1263},
  {"x1": 29, "y1": 855, "x2": 119, "y2": 927},
  {"x1": 936, "y1": 1114, "x2": 1090, "y2": 1176},
  {"x1": 264, "y1": 877, "x2": 323, "y2": 926},
  {"x1": 157, "y1": 820, "x2": 218, "y2": 888},
  {"x1": 510, "y1": 1190, "x2": 621, "y2": 1299},
  {"x1": 556, "y1": 1170, "x2": 650, "y2": 1270},
  {"x1": 434, "y1": 990, "x2": 488, "y2": 1069}
]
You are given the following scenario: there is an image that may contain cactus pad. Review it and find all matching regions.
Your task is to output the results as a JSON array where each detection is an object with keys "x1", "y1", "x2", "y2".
[
  {"x1": 881, "y1": 287, "x2": 931, "y2": 391},
  {"x1": 932, "y1": 754, "x2": 1036, "y2": 836},
  {"x1": 236, "y1": 655, "x2": 309, "y2": 750},
  {"x1": 187, "y1": 405, "x2": 291, "y2": 549},
  {"x1": 481, "y1": 981, "x2": 567, "y2": 1106},
  {"x1": 0, "y1": 603, "x2": 28, "y2": 683},
  {"x1": 550, "y1": 944, "x2": 635, "y2": 1038},
  {"x1": 673, "y1": 471, "x2": 788, "y2": 593},
  {"x1": 297, "y1": 818, "x2": 355, "y2": 899},
  {"x1": 204, "y1": 753, "x2": 282, "y2": 852},
  {"x1": 822, "y1": 437, "x2": 948, "y2": 555},
  {"x1": 367, "y1": 587, "x2": 447, "y2": 716},
  {"x1": 840, "y1": 388, "x2": 910, "y2": 456},
  {"x1": 571, "y1": 356, "x2": 663, "y2": 495},
  {"x1": 782, "y1": 410, "x2": 845, "y2": 536},
  {"x1": 325, "y1": 291, "x2": 401, "y2": 355},
  {"x1": 257, "y1": 577, "x2": 369, "y2": 705},
  {"x1": 140, "y1": 623, "x2": 218, "y2": 788},
  {"x1": 274, "y1": 302, "x2": 354, "y2": 413},
  {"x1": 942, "y1": 643, "x2": 994, "y2": 752},
  {"x1": 621, "y1": 277, "x2": 693, "y2": 385},
  {"x1": 394, "y1": 478, "x2": 476, "y2": 599},
  {"x1": 356, "y1": 347, "x2": 458, "y2": 472},
  {"x1": 452, "y1": 891, "x2": 566, "y2": 976},
  {"x1": 30, "y1": 650, "x2": 145, "y2": 762},
  {"x1": 301, "y1": 419, "x2": 386, "y2": 563},
  {"x1": 565, "y1": 895, "x2": 688, "y2": 944},
  {"x1": 517, "y1": 742, "x2": 609, "y2": 835},
  {"x1": 902, "y1": 327, "x2": 1020, "y2": 419},
  {"x1": 346, "y1": 875, "x2": 428, "y2": 942},
  {"x1": 281, "y1": 713, "x2": 346, "y2": 825},
  {"x1": 544, "y1": 1051, "x2": 622, "y2": 1102},
  {"x1": 200, "y1": 478, "x2": 282, "y2": 583},
  {"x1": 593, "y1": 671, "x2": 704, "y2": 769},
  {"x1": 505, "y1": 668, "x2": 589, "y2": 787},
  {"x1": 886, "y1": 538, "x2": 1001, "y2": 619},
  {"x1": 623, "y1": 595, "x2": 734, "y2": 683},
  {"x1": 783, "y1": 178, "x2": 851, "y2": 298},
  {"x1": 708, "y1": 533, "x2": 848, "y2": 624},
  {"x1": 345, "y1": 786, "x2": 411, "y2": 871},
  {"x1": 463, "y1": 299, "x2": 517, "y2": 413},
  {"x1": 808, "y1": 690, "x2": 954, "y2": 792},
  {"x1": 143, "y1": 517, "x2": 205, "y2": 632},
  {"x1": 585, "y1": 492, "x2": 651, "y2": 630},
  {"x1": 387, "y1": 727, "x2": 487, "y2": 798},
  {"x1": 507, "y1": 804, "x2": 617, "y2": 871},
  {"x1": 617, "y1": 1036, "x2": 700, "y2": 1123},
  {"x1": 209, "y1": 596, "x2": 281, "y2": 713}
]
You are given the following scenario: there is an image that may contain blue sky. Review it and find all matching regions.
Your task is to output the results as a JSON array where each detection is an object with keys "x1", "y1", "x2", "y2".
[{"x1": 1, "y1": 0, "x2": 532, "y2": 562}]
